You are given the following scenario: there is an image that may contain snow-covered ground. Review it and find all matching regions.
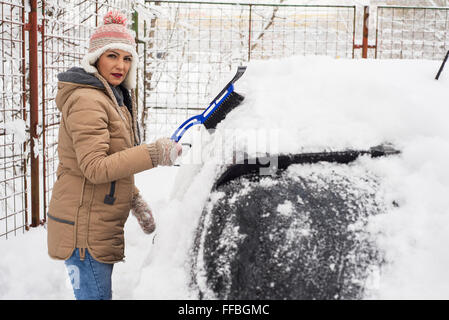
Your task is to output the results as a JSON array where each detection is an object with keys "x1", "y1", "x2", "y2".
[{"x1": 1, "y1": 55, "x2": 449, "y2": 299}]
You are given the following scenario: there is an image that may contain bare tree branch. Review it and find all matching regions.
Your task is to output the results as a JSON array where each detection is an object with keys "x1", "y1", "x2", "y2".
[{"x1": 250, "y1": 0, "x2": 285, "y2": 51}]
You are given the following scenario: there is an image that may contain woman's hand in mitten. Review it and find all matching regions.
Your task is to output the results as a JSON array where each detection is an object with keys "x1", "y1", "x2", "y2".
[
  {"x1": 130, "y1": 192, "x2": 156, "y2": 234},
  {"x1": 146, "y1": 137, "x2": 182, "y2": 167}
]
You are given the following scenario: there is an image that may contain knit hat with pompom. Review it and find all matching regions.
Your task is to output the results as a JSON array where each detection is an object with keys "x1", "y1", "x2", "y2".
[{"x1": 81, "y1": 11, "x2": 137, "y2": 89}]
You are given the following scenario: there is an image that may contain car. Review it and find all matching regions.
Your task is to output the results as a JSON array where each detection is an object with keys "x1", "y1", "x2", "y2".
[
  {"x1": 142, "y1": 56, "x2": 447, "y2": 300},
  {"x1": 187, "y1": 144, "x2": 399, "y2": 299}
]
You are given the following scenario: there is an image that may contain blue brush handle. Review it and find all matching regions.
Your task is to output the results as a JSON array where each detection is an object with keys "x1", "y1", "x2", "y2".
[
  {"x1": 171, "y1": 84, "x2": 235, "y2": 142},
  {"x1": 170, "y1": 115, "x2": 202, "y2": 142}
]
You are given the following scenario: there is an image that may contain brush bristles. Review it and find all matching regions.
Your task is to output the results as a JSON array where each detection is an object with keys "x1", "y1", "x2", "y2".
[{"x1": 204, "y1": 91, "x2": 245, "y2": 129}]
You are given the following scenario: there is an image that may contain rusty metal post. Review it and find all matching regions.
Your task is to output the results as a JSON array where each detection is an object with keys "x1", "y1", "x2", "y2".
[
  {"x1": 354, "y1": 6, "x2": 376, "y2": 58},
  {"x1": 28, "y1": 0, "x2": 41, "y2": 227},
  {"x1": 95, "y1": 0, "x2": 99, "y2": 27},
  {"x1": 362, "y1": 6, "x2": 369, "y2": 59}
]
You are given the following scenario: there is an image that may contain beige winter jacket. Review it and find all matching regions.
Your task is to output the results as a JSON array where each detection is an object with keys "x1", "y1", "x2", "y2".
[{"x1": 47, "y1": 68, "x2": 158, "y2": 263}]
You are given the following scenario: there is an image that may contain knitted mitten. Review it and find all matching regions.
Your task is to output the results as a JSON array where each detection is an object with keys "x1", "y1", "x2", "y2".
[
  {"x1": 146, "y1": 137, "x2": 181, "y2": 167},
  {"x1": 130, "y1": 192, "x2": 156, "y2": 234}
]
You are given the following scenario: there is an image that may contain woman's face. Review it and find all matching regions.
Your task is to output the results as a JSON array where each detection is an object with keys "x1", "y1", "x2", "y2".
[{"x1": 96, "y1": 49, "x2": 132, "y2": 87}]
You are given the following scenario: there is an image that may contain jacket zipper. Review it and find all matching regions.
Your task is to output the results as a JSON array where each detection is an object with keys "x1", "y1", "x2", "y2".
[
  {"x1": 104, "y1": 180, "x2": 116, "y2": 205},
  {"x1": 120, "y1": 105, "x2": 135, "y2": 146}
]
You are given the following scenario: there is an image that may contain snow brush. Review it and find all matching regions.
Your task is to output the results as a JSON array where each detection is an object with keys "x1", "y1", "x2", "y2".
[
  {"x1": 171, "y1": 66, "x2": 247, "y2": 142},
  {"x1": 435, "y1": 50, "x2": 449, "y2": 80}
]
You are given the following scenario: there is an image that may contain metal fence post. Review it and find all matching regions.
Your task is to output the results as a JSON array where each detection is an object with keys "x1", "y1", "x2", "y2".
[
  {"x1": 27, "y1": 0, "x2": 41, "y2": 227},
  {"x1": 362, "y1": 6, "x2": 369, "y2": 58},
  {"x1": 354, "y1": 6, "x2": 375, "y2": 58}
]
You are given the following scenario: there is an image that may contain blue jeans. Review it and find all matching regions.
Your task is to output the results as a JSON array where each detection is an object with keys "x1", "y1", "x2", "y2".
[{"x1": 64, "y1": 248, "x2": 114, "y2": 300}]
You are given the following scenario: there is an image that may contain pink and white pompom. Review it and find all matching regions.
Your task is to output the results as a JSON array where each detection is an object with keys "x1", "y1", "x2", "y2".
[{"x1": 103, "y1": 10, "x2": 127, "y2": 26}]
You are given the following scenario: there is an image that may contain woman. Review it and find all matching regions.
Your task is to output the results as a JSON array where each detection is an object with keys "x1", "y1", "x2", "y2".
[{"x1": 47, "y1": 11, "x2": 181, "y2": 300}]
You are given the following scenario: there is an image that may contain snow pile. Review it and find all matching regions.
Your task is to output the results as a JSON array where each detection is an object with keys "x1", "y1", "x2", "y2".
[
  {"x1": 216, "y1": 55, "x2": 448, "y2": 156},
  {"x1": 1, "y1": 55, "x2": 449, "y2": 299}
]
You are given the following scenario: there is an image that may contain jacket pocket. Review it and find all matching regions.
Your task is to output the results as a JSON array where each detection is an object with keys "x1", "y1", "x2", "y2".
[
  {"x1": 47, "y1": 212, "x2": 74, "y2": 225},
  {"x1": 104, "y1": 180, "x2": 117, "y2": 205},
  {"x1": 47, "y1": 212, "x2": 75, "y2": 260}
]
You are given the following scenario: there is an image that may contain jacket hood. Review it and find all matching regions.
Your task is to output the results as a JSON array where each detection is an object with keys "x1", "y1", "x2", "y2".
[{"x1": 56, "y1": 67, "x2": 126, "y2": 111}]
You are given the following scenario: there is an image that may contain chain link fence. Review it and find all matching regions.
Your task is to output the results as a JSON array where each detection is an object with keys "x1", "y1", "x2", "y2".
[
  {"x1": 0, "y1": 0, "x2": 28, "y2": 239},
  {"x1": 141, "y1": 1, "x2": 357, "y2": 141},
  {"x1": 376, "y1": 6, "x2": 449, "y2": 59}
]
